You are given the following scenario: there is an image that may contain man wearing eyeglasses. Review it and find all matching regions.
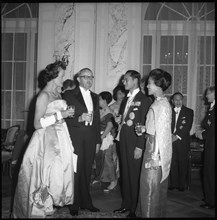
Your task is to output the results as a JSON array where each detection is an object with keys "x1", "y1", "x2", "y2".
[{"x1": 62, "y1": 68, "x2": 101, "y2": 216}]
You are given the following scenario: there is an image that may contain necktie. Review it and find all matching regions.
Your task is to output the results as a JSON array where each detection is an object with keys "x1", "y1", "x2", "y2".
[
  {"x1": 174, "y1": 107, "x2": 181, "y2": 113},
  {"x1": 174, "y1": 107, "x2": 180, "y2": 132}
]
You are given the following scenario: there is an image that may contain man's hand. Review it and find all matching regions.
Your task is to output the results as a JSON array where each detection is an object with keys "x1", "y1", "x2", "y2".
[
  {"x1": 195, "y1": 130, "x2": 203, "y2": 140},
  {"x1": 134, "y1": 147, "x2": 142, "y2": 159}
]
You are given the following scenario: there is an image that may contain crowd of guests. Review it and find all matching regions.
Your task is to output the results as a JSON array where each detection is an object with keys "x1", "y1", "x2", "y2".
[{"x1": 11, "y1": 61, "x2": 215, "y2": 218}]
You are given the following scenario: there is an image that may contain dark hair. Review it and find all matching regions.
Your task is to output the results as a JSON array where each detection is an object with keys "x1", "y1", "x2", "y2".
[
  {"x1": 148, "y1": 68, "x2": 172, "y2": 91},
  {"x1": 62, "y1": 79, "x2": 75, "y2": 90},
  {"x1": 73, "y1": 72, "x2": 79, "y2": 87},
  {"x1": 112, "y1": 85, "x2": 127, "y2": 101},
  {"x1": 117, "y1": 74, "x2": 125, "y2": 87},
  {"x1": 125, "y1": 70, "x2": 141, "y2": 86},
  {"x1": 172, "y1": 92, "x2": 184, "y2": 100},
  {"x1": 38, "y1": 61, "x2": 66, "y2": 89},
  {"x1": 203, "y1": 86, "x2": 215, "y2": 105},
  {"x1": 99, "y1": 91, "x2": 112, "y2": 105},
  {"x1": 141, "y1": 75, "x2": 148, "y2": 84},
  {"x1": 207, "y1": 86, "x2": 215, "y2": 93},
  {"x1": 78, "y1": 68, "x2": 93, "y2": 76}
]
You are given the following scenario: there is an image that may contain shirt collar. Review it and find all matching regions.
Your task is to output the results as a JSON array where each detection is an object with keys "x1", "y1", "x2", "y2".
[
  {"x1": 80, "y1": 86, "x2": 90, "y2": 94},
  {"x1": 127, "y1": 88, "x2": 140, "y2": 98},
  {"x1": 210, "y1": 100, "x2": 215, "y2": 109},
  {"x1": 174, "y1": 106, "x2": 181, "y2": 112}
]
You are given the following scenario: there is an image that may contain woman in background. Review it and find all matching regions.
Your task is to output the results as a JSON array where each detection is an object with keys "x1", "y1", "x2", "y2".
[
  {"x1": 110, "y1": 85, "x2": 127, "y2": 116},
  {"x1": 61, "y1": 79, "x2": 76, "y2": 94},
  {"x1": 93, "y1": 91, "x2": 118, "y2": 191},
  {"x1": 12, "y1": 61, "x2": 75, "y2": 218},
  {"x1": 136, "y1": 68, "x2": 172, "y2": 218},
  {"x1": 109, "y1": 85, "x2": 127, "y2": 181}
]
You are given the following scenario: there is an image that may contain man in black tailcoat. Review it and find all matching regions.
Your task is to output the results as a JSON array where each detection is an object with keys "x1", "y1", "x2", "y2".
[
  {"x1": 196, "y1": 86, "x2": 215, "y2": 209},
  {"x1": 113, "y1": 70, "x2": 152, "y2": 218},
  {"x1": 169, "y1": 92, "x2": 194, "y2": 191},
  {"x1": 62, "y1": 68, "x2": 101, "y2": 216}
]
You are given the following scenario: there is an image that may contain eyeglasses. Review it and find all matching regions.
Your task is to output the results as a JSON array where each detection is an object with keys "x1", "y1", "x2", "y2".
[{"x1": 79, "y1": 75, "x2": 94, "y2": 80}]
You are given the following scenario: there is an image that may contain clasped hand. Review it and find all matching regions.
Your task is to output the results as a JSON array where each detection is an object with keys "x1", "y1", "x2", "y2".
[
  {"x1": 114, "y1": 115, "x2": 122, "y2": 124},
  {"x1": 80, "y1": 112, "x2": 92, "y2": 123},
  {"x1": 135, "y1": 125, "x2": 146, "y2": 136},
  {"x1": 134, "y1": 148, "x2": 142, "y2": 159}
]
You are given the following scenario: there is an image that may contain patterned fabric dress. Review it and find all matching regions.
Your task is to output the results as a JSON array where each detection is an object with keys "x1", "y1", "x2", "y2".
[
  {"x1": 136, "y1": 96, "x2": 172, "y2": 218},
  {"x1": 12, "y1": 100, "x2": 74, "y2": 218},
  {"x1": 100, "y1": 113, "x2": 117, "y2": 183}
]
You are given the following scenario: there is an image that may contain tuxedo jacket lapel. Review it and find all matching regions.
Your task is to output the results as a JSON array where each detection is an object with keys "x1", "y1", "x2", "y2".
[
  {"x1": 73, "y1": 87, "x2": 88, "y2": 112},
  {"x1": 123, "y1": 91, "x2": 142, "y2": 122},
  {"x1": 119, "y1": 97, "x2": 128, "y2": 115},
  {"x1": 124, "y1": 94, "x2": 139, "y2": 121},
  {"x1": 171, "y1": 109, "x2": 176, "y2": 132},
  {"x1": 90, "y1": 92, "x2": 97, "y2": 112},
  {"x1": 177, "y1": 107, "x2": 185, "y2": 125}
]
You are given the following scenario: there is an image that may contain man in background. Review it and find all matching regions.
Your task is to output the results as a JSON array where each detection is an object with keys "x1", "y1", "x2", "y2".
[{"x1": 169, "y1": 92, "x2": 194, "y2": 191}]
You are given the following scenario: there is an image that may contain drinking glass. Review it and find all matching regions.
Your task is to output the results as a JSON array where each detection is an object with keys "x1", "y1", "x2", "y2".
[
  {"x1": 85, "y1": 110, "x2": 93, "y2": 125},
  {"x1": 67, "y1": 105, "x2": 75, "y2": 118}
]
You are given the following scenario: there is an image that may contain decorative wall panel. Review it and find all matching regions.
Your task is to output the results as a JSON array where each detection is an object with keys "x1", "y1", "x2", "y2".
[{"x1": 54, "y1": 3, "x2": 75, "y2": 79}]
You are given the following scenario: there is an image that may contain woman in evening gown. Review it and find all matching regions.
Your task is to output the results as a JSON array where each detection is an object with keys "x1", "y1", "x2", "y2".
[
  {"x1": 109, "y1": 85, "x2": 127, "y2": 185},
  {"x1": 12, "y1": 61, "x2": 75, "y2": 218},
  {"x1": 136, "y1": 68, "x2": 172, "y2": 218},
  {"x1": 93, "y1": 91, "x2": 118, "y2": 191}
]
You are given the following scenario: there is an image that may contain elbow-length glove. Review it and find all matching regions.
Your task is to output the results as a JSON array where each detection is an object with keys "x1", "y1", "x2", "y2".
[{"x1": 40, "y1": 112, "x2": 63, "y2": 128}]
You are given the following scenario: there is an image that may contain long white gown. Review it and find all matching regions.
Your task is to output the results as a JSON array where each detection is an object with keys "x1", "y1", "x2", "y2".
[{"x1": 12, "y1": 100, "x2": 74, "y2": 218}]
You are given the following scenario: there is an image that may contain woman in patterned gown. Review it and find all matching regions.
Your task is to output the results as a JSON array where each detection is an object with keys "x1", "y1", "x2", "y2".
[
  {"x1": 12, "y1": 61, "x2": 75, "y2": 218},
  {"x1": 136, "y1": 68, "x2": 172, "y2": 218},
  {"x1": 93, "y1": 91, "x2": 118, "y2": 191}
]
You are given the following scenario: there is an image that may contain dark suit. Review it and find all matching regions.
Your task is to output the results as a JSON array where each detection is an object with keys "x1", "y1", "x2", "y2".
[
  {"x1": 201, "y1": 105, "x2": 215, "y2": 206},
  {"x1": 169, "y1": 105, "x2": 194, "y2": 189},
  {"x1": 118, "y1": 91, "x2": 152, "y2": 213},
  {"x1": 62, "y1": 87, "x2": 101, "y2": 210}
]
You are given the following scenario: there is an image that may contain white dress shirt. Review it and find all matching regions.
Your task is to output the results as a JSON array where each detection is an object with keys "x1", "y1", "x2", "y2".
[
  {"x1": 210, "y1": 100, "x2": 215, "y2": 110},
  {"x1": 122, "y1": 88, "x2": 140, "y2": 122},
  {"x1": 173, "y1": 106, "x2": 181, "y2": 139}
]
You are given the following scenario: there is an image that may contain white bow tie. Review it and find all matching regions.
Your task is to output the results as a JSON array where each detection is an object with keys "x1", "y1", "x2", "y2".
[{"x1": 174, "y1": 107, "x2": 181, "y2": 112}]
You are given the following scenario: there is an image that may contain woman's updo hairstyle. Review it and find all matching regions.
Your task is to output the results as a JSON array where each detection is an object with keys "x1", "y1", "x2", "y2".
[
  {"x1": 38, "y1": 61, "x2": 66, "y2": 89},
  {"x1": 148, "y1": 68, "x2": 172, "y2": 91}
]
